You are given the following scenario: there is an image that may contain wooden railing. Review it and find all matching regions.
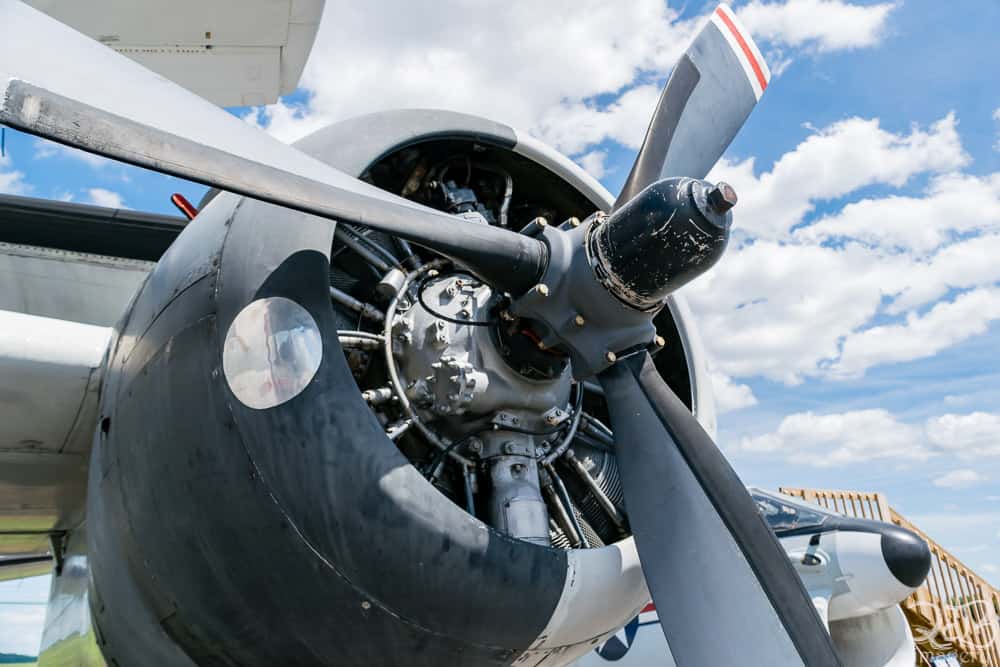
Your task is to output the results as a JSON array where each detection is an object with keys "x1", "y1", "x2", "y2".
[{"x1": 780, "y1": 487, "x2": 1000, "y2": 667}]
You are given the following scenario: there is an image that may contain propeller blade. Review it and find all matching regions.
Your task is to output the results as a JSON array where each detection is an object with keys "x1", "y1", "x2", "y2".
[
  {"x1": 615, "y1": 4, "x2": 770, "y2": 209},
  {"x1": 599, "y1": 353, "x2": 841, "y2": 666},
  {"x1": 0, "y1": 0, "x2": 544, "y2": 293}
]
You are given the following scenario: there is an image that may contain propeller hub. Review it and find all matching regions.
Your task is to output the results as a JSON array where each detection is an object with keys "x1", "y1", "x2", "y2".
[
  {"x1": 510, "y1": 177, "x2": 734, "y2": 379},
  {"x1": 590, "y1": 178, "x2": 733, "y2": 312}
]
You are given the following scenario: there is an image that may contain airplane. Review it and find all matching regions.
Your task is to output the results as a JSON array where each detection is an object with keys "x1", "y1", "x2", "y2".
[
  {"x1": 0, "y1": 1, "x2": 929, "y2": 665},
  {"x1": 581, "y1": 488, "x2": 932, "y2": 666}
]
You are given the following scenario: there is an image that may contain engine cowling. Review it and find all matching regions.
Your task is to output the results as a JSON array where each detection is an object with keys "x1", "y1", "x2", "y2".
[{"x1": 86, "y1": 110, "x2": 716, "y2": 666}]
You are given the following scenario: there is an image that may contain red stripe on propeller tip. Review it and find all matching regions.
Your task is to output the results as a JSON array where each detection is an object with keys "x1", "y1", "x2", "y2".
[{"x1": 715, "y1": 6, "x2": 768, "y2": 93}]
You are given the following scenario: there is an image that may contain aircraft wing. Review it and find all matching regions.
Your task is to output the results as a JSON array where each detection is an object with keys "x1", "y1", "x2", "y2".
[
  {"x1": 0, "y1": 194, "x2": 183, "y2": 577},
  {"x1": 22, "y1": 0, "x2": 325, "y2": 107},
  {"x1": 0, "y1": 555, "x2": 53, "y2": 583}
]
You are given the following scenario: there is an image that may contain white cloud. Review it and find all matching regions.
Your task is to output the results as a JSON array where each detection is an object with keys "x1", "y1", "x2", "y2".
[
  {"x1": 740, "y1": 409, "x2": 1000, "y2": 467},
  {"x1": 0, "y1": 152, "x2": 28, "y2": 196},
  {"x1": 86, "y1": 188, "x2": 125, "y2": 209},
  {"x1": 252, "y1": 0, "x2": 694, "y2": 147},
  {"x1": 536, "y1": 84, "x2": 662, "y2": 156},
  {"x1": 33, "y1": 139, "x2": 111, "y2": 169},
  {"x1": 887, "y1": 231, "x2": 1000, "y2": 314},
  {"x1": 833, "y1": 287, "x2": 1000, "y2": 379},
  {"x1": 0, "y1": 168, "x2": 27, "y2": 195},
  {"x1": 926, "y1": 412, "x2": 1000, "y2": 458},
  {"x1": 932, "y1": 469, "x2": 986, "y2": 489},
  {"x1": 710, "y1": 370, "x2": 759, "y2": 414},
  {"x1": 800, "y1": 172, "x2": 1000, "y2": 255},
  {"x1": 737, "y1": 0, "x2": 898, "y2": 53},
  {"x1": 248, "y1": 0, "x2": 896, "y2": 156},
  {"x1": 242, "y1": 100, "x2": 332, "y2": 144},
  {"x1": 687, "y1": 239, "x2": 907, "y2": 383},
  {"x1": 738, "y1": 409, "x2": 931, "y2": 466},
  {"x1": 577, "y1": 150, "x2": 609, "y2": 180},
  {"x1": 710, "y1": 114, "x2": 968, "y2": 241},
  {"x1": 687, "y1": 112, "x2": 1000, "y2": 384}
]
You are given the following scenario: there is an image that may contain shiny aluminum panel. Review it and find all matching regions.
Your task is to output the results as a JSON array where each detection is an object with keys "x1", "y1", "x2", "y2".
[{"x1": 223, "y1": 296, "x2": 323, "y2": 410}]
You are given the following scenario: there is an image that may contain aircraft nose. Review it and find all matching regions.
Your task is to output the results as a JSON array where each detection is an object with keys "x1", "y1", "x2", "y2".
[{"x1": 880, "y1": 525, "x2": 931, "y2": 588}]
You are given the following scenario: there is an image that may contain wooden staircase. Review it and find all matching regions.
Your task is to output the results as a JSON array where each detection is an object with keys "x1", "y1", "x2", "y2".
[{"x1": 780, "y1": 487, "x2": 1000, "y2": 667}]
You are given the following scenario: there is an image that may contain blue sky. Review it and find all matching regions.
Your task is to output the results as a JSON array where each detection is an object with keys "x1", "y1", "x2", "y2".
[{"x1": 3, "y1": 0, "x2": 1000, "y2": 656}]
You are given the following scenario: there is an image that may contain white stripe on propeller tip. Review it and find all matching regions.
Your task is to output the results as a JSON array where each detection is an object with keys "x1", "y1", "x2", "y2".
[{"x1": 711, "y1": 4, "x2": 771, "y2": 101}]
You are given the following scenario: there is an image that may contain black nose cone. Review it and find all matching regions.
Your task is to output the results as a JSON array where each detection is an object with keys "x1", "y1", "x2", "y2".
[{"x1": 881, "y1": 525, "x2": 931, "y2": 588}]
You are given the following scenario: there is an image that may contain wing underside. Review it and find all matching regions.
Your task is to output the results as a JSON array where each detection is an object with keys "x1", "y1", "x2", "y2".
[{"x1": 0, "y1": 195, "x2": 184, "y2": 577}]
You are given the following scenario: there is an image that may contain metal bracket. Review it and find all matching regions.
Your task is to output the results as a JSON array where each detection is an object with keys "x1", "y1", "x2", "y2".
[{"x1": 510, "y1": 217, "x2": 655, "y2": 380}]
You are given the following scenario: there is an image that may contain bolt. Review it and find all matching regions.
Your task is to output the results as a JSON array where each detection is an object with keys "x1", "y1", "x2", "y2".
[
  {"x1": 535, "y1": 283, "x2": 550, "y2": 297},
  {"x1": 573, "y1": 314, "x2": 585, "y2": 327},
  {"x1": 707, "y1": 182, "x2": 738, "y2": 214},
  {"x1": 534, "y1": 217, "x2": 548, "y2": 227},
  {"x1": 428, "y1": 269, "x2": 439, "y2": 278},
  {"x1": 605, "y1": 350, "x2": 617, "y2": 363},
  {"x1": 361, "y1": 601, "x2": 371, "y2": 610},
  {"x1": 468, "y1": 438, "x2": 483, "y2": 454},
  {"x1": 503, "y1": 442, "x2": 518, "y2": 455},
  {"x1": 568, "y1": 216, "x2": 581, "y2": 227},
  {"x1": 459, "y1": 309, "x2": 471, "y2": 318},
  {"x1": 655, "y1": 335, "x2": 666, "y2": 347}
]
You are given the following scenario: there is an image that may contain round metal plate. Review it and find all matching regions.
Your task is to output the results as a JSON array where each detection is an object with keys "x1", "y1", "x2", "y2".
[{"x1": 223, "y1": 297, "x2": 323, "y2": 410}]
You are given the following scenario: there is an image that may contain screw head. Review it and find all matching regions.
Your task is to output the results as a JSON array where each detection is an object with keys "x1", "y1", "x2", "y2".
[
  {"x1": 655, "y1": 335, "x2": 666, "y2": 347},
  {"x1": 361, "y1": 601, "x2": 371, "y2": 610},
  {"x1": 568, "y1": 216, "x2": 581, "y2": 227},
  {"x1": 707, "y1": 182, "x2": 738, "y2": 214},
  {"x1": 535, "y1": 283, "x2": 550, "y2": 297},
  {"x1": 605, "y1": 350, "x2": 617, "y2": 363},
  {"x1": 574, "y1": 314, "x2": 585, "y2": 327}
]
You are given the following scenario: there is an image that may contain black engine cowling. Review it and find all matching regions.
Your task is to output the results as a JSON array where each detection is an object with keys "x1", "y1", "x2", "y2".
[{"x1": 86, "y1": 110, "x2": 711, "y2": 666}]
